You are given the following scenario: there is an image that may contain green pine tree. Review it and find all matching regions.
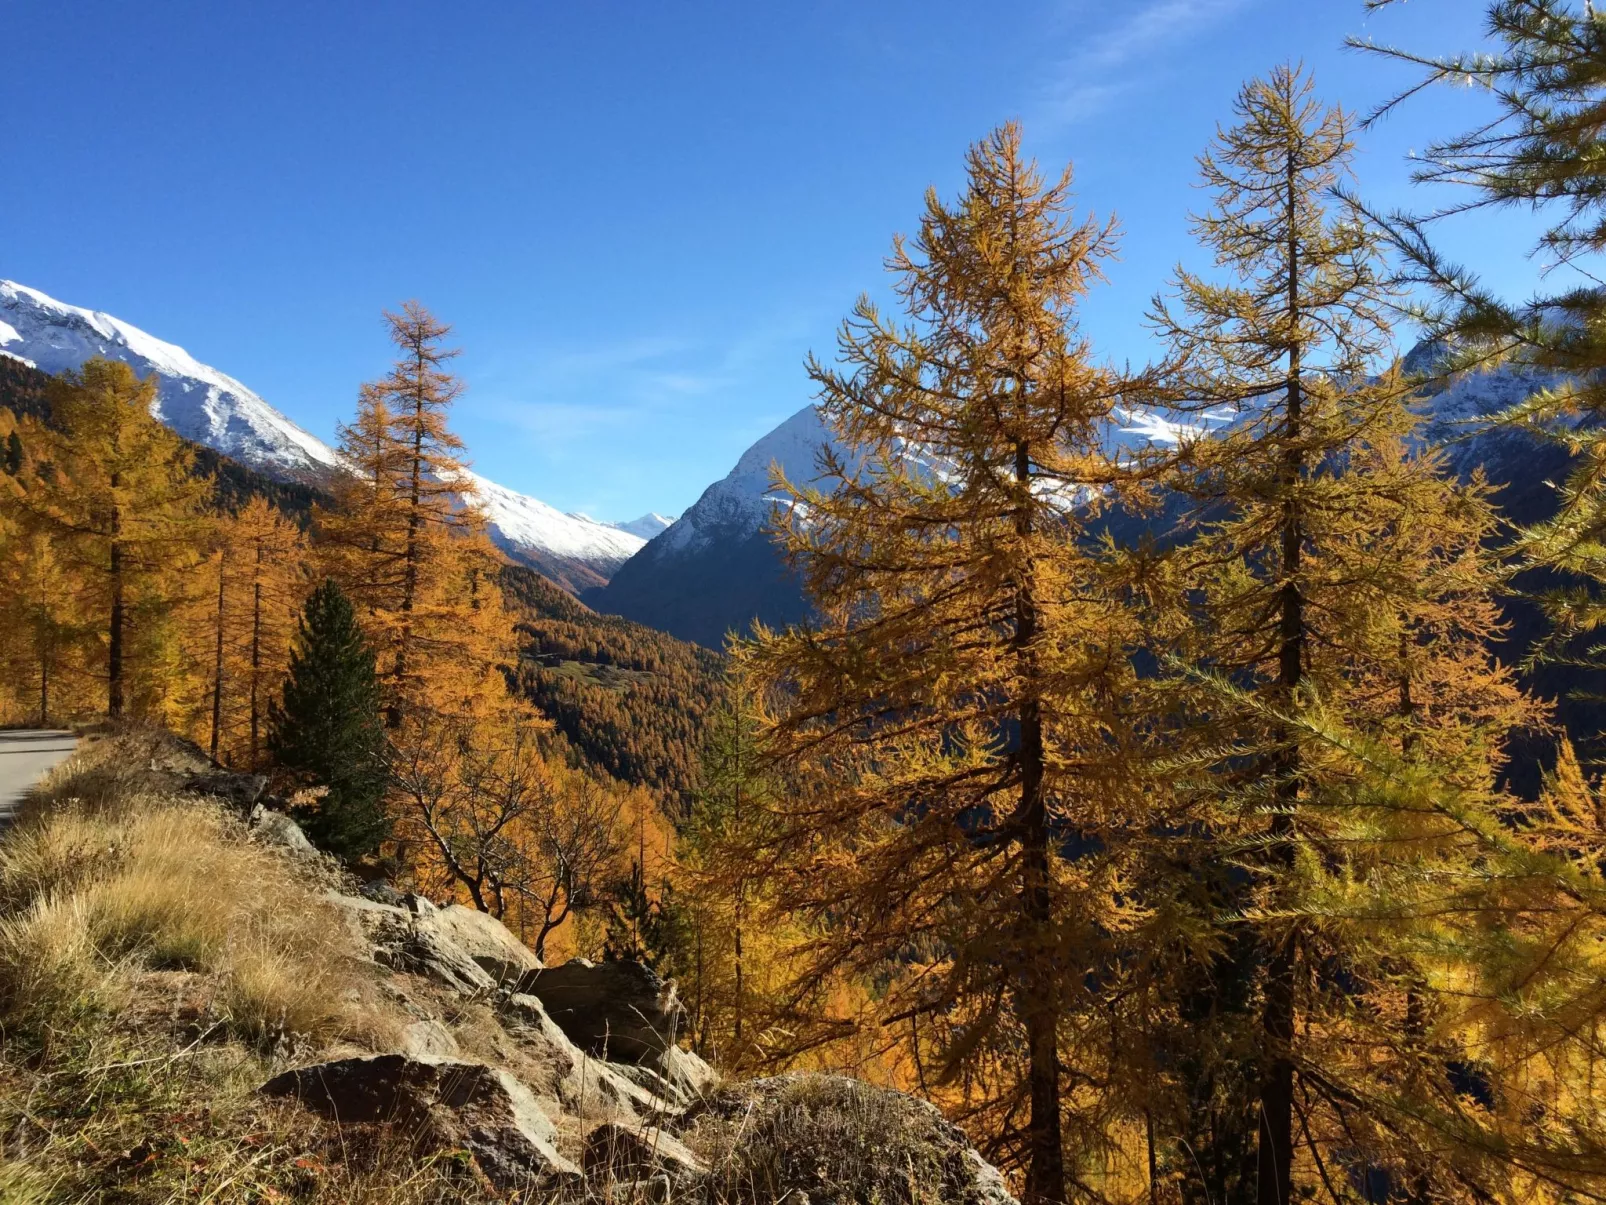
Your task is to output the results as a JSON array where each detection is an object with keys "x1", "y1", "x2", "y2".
[{"x1": 268, "y1": 579, "x2": 389, "y2": 857}]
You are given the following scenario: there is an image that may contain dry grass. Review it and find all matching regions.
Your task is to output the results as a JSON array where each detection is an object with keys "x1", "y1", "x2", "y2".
[
  {"x1": 0, "y1": 732, "x2": 519, "y2": 1202},
  {"x1": 0, "y1": 744, "x2": 391, "y2": 1052}
]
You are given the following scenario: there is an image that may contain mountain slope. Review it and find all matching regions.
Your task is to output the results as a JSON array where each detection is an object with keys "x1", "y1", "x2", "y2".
[
  {"x1": 501, "y1": 565, "x2": 723, "y2": 800},
  {"x1": 588, "y1": 354, "x2": 1590, "y2": 659},
  {"x1": 586, "y1": 405, "x2": 840, "y2": 647},
  {"x1": 0, "y1": 355, "x2": 326, "y2": 521},
  {"x1": 1, "y1": 280, "x2": 339, "y2": 481},
  {"x1": 0, "y1": 280, "x2": 649, "y2": 590}
]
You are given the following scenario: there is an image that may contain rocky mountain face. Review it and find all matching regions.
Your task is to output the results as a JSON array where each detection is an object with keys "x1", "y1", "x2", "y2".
[
  {"x1": 586, "y1": 406, "x2": 839, "y2": 647},
  {"x1": 0, "y1": 280, "x2": 650, "y2": 591}
]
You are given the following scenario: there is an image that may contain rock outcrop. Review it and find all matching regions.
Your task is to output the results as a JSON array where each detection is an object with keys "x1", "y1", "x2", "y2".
[
  {"x1": 296, "y1": 877, "x2": 1013, "y2": 1203},
  {"x1": 517, "y1": 958, "x2": 686, "y2": 1064},
  {"x1": 260, "y1": 1053, "x2": 581, "y2": 1188},
  {"x1": 683, "y1": 1073, "x2": 1018, "y2": 1205},
  {"x1": 415, "y1": 898, "x2": 543, "y2": 983}
]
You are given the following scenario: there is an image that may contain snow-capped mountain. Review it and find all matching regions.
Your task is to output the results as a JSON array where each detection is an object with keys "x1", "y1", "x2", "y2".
[
  {"x1": 612, "y1": 512, "x2": 677, "y2": 540},
  {"x1": 590, "y1": 352, "x2": 1573, "y2": 647},
  {"x1": 462, "y1": 471, "x2": 645, "y2": 592},
  {"x1": 0, "y1": 280, "x2": 651, "y2": 591},
  {"x1": 587, "y1": 405, "x2": 848, "y2": 645},
  {"x1": 0, "y1": 280, "x2": 340, "y2": 480}
]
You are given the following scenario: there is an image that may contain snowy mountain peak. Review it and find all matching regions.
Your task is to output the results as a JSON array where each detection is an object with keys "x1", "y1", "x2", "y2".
[
  {"x1": 0, "y1": 280, "x2": 665, "y2": 593},
  {"x1": 0, "y1": 280, "x2": 340, "y2": 479},
  {"x1": 612, "y1": 512, "x2": 677, "y2": 540}
]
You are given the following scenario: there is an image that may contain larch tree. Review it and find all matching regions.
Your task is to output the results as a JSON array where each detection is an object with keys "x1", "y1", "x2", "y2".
[
  {"x1": 745, "y1": 123, "x2": 1160, "y2": 1205},
  {"x1": 9, "y1": 360, "x2": 211, "y2": 719},
  {"x1": 226, "y1": 497, "x2": 308, "y2": 769},
  {"x1": 319, "y1": 306, "x2": 513, "y2": 725},
  {"x1": 676, "y1": 675, "x2": 784, "y2": 1068},
  {"x1": 1356, "y1": 1, "x2": 1606, "y2": 680},
  {"x1": 1148, "y1": 66, "x2": 1541, "y2": 1205}
]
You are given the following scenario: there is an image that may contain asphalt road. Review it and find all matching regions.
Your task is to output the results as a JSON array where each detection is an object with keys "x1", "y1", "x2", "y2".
[{"x1": 0, "y1": 730, "x2": 77, "y2": 828}]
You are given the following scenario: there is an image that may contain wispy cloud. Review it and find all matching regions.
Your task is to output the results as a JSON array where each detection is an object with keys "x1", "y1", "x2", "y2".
[
  {"x1": 1038, "y1": 0, "x2": 1253, "y2": 130},
  {"x1": 468, "y1": 311, "x2": 820, "y2": 462}
]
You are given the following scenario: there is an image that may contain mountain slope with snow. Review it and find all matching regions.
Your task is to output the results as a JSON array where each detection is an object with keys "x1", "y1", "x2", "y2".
[
  {"x1": 0, "y1": 280, "x2": 339, "y2": 480},
  {"x1": 590, "y1": 353, "x2": 1573, "y2": 646},
  {"x1": 0, "y1": 280, "x2": 651, "y2": 591},
  {"x1": 586, "y1": 405, "x2": 847, "y2": 645},
  {"x1": 612, "y1": 512, "x2": 677, "y2": 540}
]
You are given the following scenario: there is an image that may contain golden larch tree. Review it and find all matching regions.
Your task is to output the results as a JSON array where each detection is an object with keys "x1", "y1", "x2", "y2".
[
  {"x1": 746, "y1": 123, "x2": 1161, "y2": 1205},
  {"x1": 1149, "y1": 66, "x2": 1542, "y2": 1205},
  {"x1": 7, "y1": 361, "x2": 211, "y2": 719}
]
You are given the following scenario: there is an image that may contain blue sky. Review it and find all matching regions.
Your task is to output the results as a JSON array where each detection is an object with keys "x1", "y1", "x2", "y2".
[{"x1": 5, "y1": 0, "x2": 1540, "y2": 520}]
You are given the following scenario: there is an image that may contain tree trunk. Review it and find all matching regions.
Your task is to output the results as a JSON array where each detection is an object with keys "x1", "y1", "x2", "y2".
[
  {"x1": 1013, "y1": 440, "x2": 1065, "y2": 1205},
  {"x1": 38, "y1": 633, "x2": 49, "y2": 728},
  {"x1": 394, "y1": 352, "x2": 427, "y2": 719},
  {"x1": 1257, "y1": 150, "x2": 1303, "y2": 1205},
  {"x1": 210, "y1": 550, "x2": 226, "y2": 762},
  {"x1": 249, "y1": 541, "x2": 264, "y2": 768},
  {"x1": 108, "y1": 491, "x2": 125, "y2": 719}
]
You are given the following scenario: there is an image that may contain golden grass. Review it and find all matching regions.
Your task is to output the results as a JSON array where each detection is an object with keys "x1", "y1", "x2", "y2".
[{"x1": 0, "y1": 737, "x2": 393, "y2": 1052}]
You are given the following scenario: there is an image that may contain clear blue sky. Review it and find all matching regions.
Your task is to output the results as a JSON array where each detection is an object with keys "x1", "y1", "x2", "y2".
[{"x1": 4, "y1": 0, "x2": 1540, "y2": 521}]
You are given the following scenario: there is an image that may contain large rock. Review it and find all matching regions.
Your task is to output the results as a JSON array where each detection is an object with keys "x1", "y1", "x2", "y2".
[
  {"x1": 682, "y1": 1073, "x2": 1017, "y2": 1205},
  {"x1": 582, "y1": 1121, "x2": 706, "y2": 1185},
  {"x1": 326, "y1": 893, "x2": 497, "y2": 995},
  {"x1": 499, "y1": 992, "x2": 673, "y2": 1123},
  {"x1": 428, "y1": 903, "x2": 542, "y2": 983},
  {"x1": 260, "y1": 1054, "x2": 579, "y2": 1188},
  {"x1": 517, "y1": 959, "x2": 686, "y2": 1065},
  {"x1": 246, "y1": 805, "x2": 315, "y2": 854}
]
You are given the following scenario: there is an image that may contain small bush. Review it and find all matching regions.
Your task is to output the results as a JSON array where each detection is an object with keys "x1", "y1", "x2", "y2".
[{"x1": 689, "y1": 1073, "x2": 999, "y2": 1205}]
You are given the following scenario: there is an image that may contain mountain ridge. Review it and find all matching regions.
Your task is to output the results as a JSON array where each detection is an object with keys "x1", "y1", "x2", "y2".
[{"x1": 0, "y1": 279, "x2": 652, "y2": 592}]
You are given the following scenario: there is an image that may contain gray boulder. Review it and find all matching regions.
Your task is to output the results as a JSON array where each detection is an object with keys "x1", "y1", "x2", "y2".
[
  {"x1": 260, "y1": 1054, "x2": 579, "y2": 1188},
  {"x1": 247, "y1": 805, "x2": 315, "y2": 854},
  {"x1": 377, "y1": 916, "x2": 497, "y2": 995},
  {"x1": 427, "y1": 903, "x2": 542, "y2": 984},
  {"x1": 516, "y1": 959, "x2": 685, "y2": 1065},
  {"x1": 499, "y1": 992, "x2": 673, "y2": 1123},
  {"x1": 327, "y1": 893, "x2": 497, "y2": 995}
]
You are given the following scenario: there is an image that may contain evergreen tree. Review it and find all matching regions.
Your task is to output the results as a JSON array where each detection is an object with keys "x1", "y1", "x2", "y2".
[
  {"x1": 269, "y1": 579, "x2": 388, "y2": 858},
  {"x1": 4, "y1": 431, "x2": 21, "y2": 475},
  {"x1": 1149, "y1": 66, "x2": 1540, "y2": 1205},
  {"x1": 747, "y1": 123, "x2": 1158, "y2": 1204}
]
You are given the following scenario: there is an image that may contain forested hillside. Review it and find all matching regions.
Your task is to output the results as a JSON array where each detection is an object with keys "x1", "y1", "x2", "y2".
[
  {"x1": 0, "y1": 356, "x2": 325, "y2": 521},
  {"x1": 502, "y1": 564, "x2": 723, "y2": 800}
]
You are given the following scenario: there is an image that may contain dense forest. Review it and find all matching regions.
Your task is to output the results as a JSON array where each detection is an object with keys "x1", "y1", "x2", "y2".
[{"x1": 502, "y1": 564, "x2": 724, "y2": 800}]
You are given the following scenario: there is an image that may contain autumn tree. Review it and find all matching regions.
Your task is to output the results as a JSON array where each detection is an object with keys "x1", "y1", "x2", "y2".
[
  {"x1": 224, "y1": 497, "x2": 308, "y2": 768},
  {"x1": 746, "y1": 124, "x2": 1160, "y2": 1204},
  {"x1": 674, "y1": 675, "x2": 784, "y2": 1067},
  {"x1": 1148, "y1": 66, "x2": 1540, "y2": 1205},
  {"x1": 5, "y1": 360, "x2": 211, "y2": 719},
  {"x1": 1356, "y1": 2, "x2": 1606, "y2": 679},
  {"x1": 318, "y1": 306, "x2": 511, "y2": 725}
]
